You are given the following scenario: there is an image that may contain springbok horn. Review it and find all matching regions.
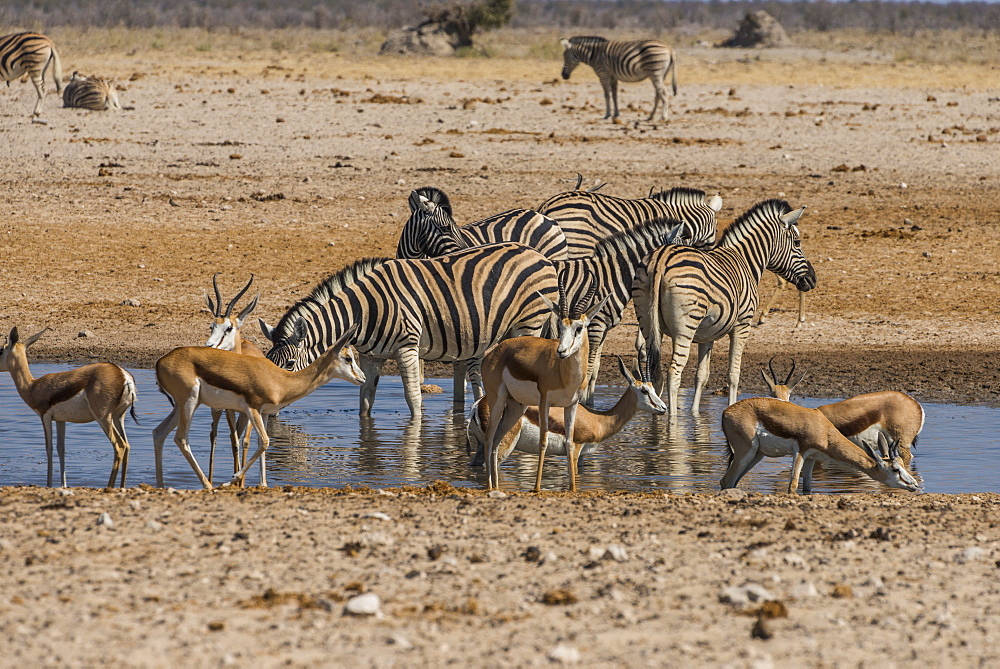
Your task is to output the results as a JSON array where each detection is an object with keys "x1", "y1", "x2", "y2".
[
  {"x1": 784, "y1": 358, "x2": 797, "y2": 386},
  {"x1": 557, "y1": 278, "x2": 568, "y2": 319},
  {"x1": 766, "y1": 355, "x2": 779, "y2": 386},
  {"x1": 574, "y1": 173, "x2": 584, "y2": 190},
  {"x1": 211, "y1": 272, "x2": 223, "y2": 317},
  {"x1": 224, "y1": 274, "x2": 255, "y2": 318},
  {"x1": 587, "y1": 182, "x2": 606, "y2": 193}
]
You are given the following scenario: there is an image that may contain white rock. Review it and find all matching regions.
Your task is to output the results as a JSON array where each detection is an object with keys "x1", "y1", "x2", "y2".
[
  {"x1": 720, "y1": 583, "x2": 774, "y2": 607},
  {"x1": 362, "y1": 512, "x2": 392, "y2": 522},
  {"x1": 956, "y1": 546, "x2": 987, "y2": 564},
  {"x1": 0, "y1": 538, "x2": 13, "y2": 551},
  {"x1": 387, "y1": 634, "x2": 412, "y2": 649},
  {"x1": 604, "y1": 544, "x2": 629, "y2": 562},
  {"x1": 97, "y1": 512, "x2": 114, "y2": 529},
  {"x1": 77, "y1": 330, "x2": 95, "y2": 339},
  {"x1": 863, "y1": 575, "x2": 885, "y2": 590},
  {"x1": 791, "y1": 580, "x2": 819, "y2": 598},
  {"x1": 487, "y1": 490, "x2": 507, "y2": 499},
  {"x1": 344, "y1": 593, "x2": 381, "y2": 616},
  {"x1": 548, "y1": 643, "x2": 581, "y2": 664},
  {"x1": 783, "y1": 553, "x2": 807, "y2": 568},
  {"x1": 120, "y1": 298, "x2": 142, "y2": 307}
]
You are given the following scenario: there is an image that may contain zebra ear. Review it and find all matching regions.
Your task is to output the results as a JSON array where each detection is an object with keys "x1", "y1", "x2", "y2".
[
  {"x1": 258, "y1": 318, "x2": 275, "y2": 342},
  {"x1": 780, "y1": 206, "x2": 806, "y2": 228},
  {"x1": 560, "y1": 38, "x2": 571, "y2": 49},
  {"x1": 708, "y1": 194, "x2": 723, "y2": 212}
]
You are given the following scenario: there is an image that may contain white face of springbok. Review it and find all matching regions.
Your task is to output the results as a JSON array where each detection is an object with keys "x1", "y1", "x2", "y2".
[
  {"x1": 616, "y1": 356, "x2": 668, "y2": 415},
  {"x1": 865, "y1": 433, "x2": 920, "y2": 492},
  {"x1": 204, "y1": 273, "x2": 259, "y2": 351},
  {"x1": 540, "y1": 292, "x2": 613, "y2": 359}
]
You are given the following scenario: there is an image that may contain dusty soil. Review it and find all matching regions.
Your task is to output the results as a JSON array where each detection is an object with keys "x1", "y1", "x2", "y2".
[{"x1": 1, "y1": 32, "x2": 999, "y2": 665}]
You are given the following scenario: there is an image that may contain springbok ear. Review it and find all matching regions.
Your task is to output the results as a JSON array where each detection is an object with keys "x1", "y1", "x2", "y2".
[
  {"x1": 538, "y1": 293, "x2": 561, "y2": 316},
  {"x1": 583, "y1": 292, "x2": 613, "y2": 321},
  {"x1": 7, "y1": 327, "x2": 19, "y2": 346},
  {"x1": 780, "y1": 206, "x2": 806, "y2": 228},
  {"x1": 332, "y1": 323, "x2": 360, "y2": 353},
  {"x1": 708, "y1": 194, "x2": 723, "y2": 212},
  {"x1": 788, "y1": 371, "x2": 808, "y2": 391},
  {"x1": 616, "y1": 355, "x2": 637, "y2": 385},
  {"x1": 258, "y1": 318, "x2": 275, "y2": 342},
  {"x1": 236, "y1": 293, "x2": 260, "y2": 323},
  {"x1": 760, "y1": 367, "x2": 776, "y2": 390},
  {"x1": 204, "y1": 290, "x2": 216, "y2": 315},
  {"x1": 24, "y1": 327, "x2": 49, "y2": 347}
]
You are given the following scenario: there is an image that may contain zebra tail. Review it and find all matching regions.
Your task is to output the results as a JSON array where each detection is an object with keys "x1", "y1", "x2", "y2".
[
  {"x1": 668, "y1": 49, "x2": 678, "y2": 96},
  {"x1": 633, "y1": 261, "x2": 664, "y2": 394},
  {"x1": 48, "y1": 45, "x2": 63, "y2": 92}
]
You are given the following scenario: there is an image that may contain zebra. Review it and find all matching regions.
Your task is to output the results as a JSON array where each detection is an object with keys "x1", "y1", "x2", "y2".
[
  {"x1": 397, "y1": 187, "x2": 569, "y2": 260},
  {"x1": 260, "y1": 242, "x2": 564, "y2": 418},
  {"x1": 537, "y1": 186, "x2": 722, "y2": 257},
  {"x1": 63, "y1": 72, "x2": 120, "y2": 111},
  {"x1": 398, "y1": 186, "x2": 570, "y2": 403},
  {"x1": 632, "y1": 199, "x2": 817, "y2": 416},
  {"x1": 1, "y1": 32, "x2": 63, "y2": 116},
  {"x1": 554, "y1": 217, "x2": 682, "y2": 403},
  {"x1": 560, "y1": 36, "x2": 677, "y2": 122}
]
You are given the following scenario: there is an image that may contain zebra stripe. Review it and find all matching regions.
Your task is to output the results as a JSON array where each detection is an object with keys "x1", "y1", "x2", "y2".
[
  {"x1": 560, "y1": 35, "x2": 677, "y2": 121},
  {"x1": 63, "y1": 72, "x2": 121, "y2": 111},
  {"x1": 555, "y1": 217, "x2": 682, "y2": 402},
  {"x1": 0, "y1": 32, "x2": 62, "y2": 116},
  {"x1": 398, "y1": 187, "x2": 568, "y2": 260},
  {"x1": 265, "y1": 242, "x2": 560, "y2": 417},
  {"x1": 538, "y1": 186, "x2": 721, "y2": 256},
  {"x1": 632, "y1": 199, "x2": 817, "y2": 416}
]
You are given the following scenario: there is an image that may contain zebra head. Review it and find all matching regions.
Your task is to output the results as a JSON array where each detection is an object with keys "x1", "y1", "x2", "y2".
[
  {"x1": 728, "y1": 200, "x2": 817, "y2": 293},
  {"x1": 264, "y1": 318, "x2": 311, "y2": 371},
  {"x1": 771, "y1": 204, "x2": 817, "y2": 292},
  {"x1": 398, "y1": 187, "x2": 469, "y2": 258},
  {"x1": 560, "y1": 38, "x2": 580, "y2": 79}
]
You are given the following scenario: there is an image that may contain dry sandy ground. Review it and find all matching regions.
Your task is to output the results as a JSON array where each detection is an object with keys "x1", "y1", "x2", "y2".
[{"x1": 0, "y1": 33, "x2": 999, "y2": 665}]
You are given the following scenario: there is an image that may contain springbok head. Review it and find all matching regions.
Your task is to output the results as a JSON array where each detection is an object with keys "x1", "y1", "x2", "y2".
[
  {"x1": 539, "y1": 279, "x2": 612, "y2": 360},
  {"x1": 616, "y1": 355, "x2": 667, "y2": 415},
  {"x1": 864, "y1": 433, "x2": 920, "y2": 492},
  {"x1": 0, "y1": 326, "x2": 49, "y2": 371},
  {"x1": 760, "y1": 356, "x2": 806, "y2": 401},
  {"x1": 205, "y1": 273, "x2": 260, "y2": 351}
]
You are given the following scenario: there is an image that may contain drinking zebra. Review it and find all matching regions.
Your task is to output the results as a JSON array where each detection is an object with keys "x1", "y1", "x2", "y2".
[
  {"x1": 555, "y1": 217, "x2": 682, "y2": 403},
  {"x1": 0, "y1": 32, "x2": 63, "y2": 116},
  {"x1": 63, "y1": 72, "x2": 121, "y2": 111},
  {"x1": 261, "y1": 242, "x2": 563, "y2": 418},
  {"x1": 560, "y1": 35, "x2": 677, "y2": 122},
  {"x1": 537, "y1": 186, "x2": 721, "y2": 256},
  {"x1": 632, "y1": 199, "x2": 817, "y2": 415},
  {"x1": 397, "y1": 187, "x2": 568, "y2": 260}
]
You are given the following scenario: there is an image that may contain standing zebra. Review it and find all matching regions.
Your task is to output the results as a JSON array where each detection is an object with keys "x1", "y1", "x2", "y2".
[
  {"x1": 0, "y1": 32, "x2": 62, "y2": 116},
  {"x1": 538, "y1": 186, "x2": 721, "y2": 256},
  {"x1": 398, "y1": 187, "x2": 569, "y2": 260},
  {"x1": 63, "y1": 72, "x2": 121, "y2": 111},
  {"x1": 261, "y1": 242, "x2": 561, "y2": 418},
  {"x1": 632, "y1": 199, "x2": 817, "y2": 415},
  {"x1": 398, "y1": 187, "x2": 569, "y2": 404},
  {"x1": 560, "y1": 36, "x2": 677, "y2": 122},
  {"x1": 554, "y1": 217, "x2": 682, "y2": 403}
]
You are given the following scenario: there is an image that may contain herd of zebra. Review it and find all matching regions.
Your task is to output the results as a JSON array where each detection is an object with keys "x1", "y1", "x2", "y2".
[
  {"x1": 3, "y1": 176, "x2": 921, "y2": 495},
  {"x1": 0, "y1": 32, "x2": 120, "y2": 114}
]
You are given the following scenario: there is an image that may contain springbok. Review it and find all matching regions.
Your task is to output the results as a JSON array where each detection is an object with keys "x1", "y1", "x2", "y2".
[
  {"x1": 0, "y1": 326, "x2": 137, "y2": 488},
  {"x1": 480, "y1": 288, "x2": 612, "y2": 492},
  {"x1": 468, "y1": 356, "x2": 667, "y2": 466},
  {"x1": 720, "y1": 396, "x2": 920, "y2": 494},
  {"x1": 761, "y1": 357, "x2": 924, "y2": 463},
  {"x1": 203, "y1": 273, "x2": 264, "y2": 482},
  {"x1": 152, "y1": 324, "x2": 364, "y2": 490}
]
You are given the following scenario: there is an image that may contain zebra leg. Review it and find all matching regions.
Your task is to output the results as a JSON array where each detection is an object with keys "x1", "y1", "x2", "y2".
[
  {"x1": 726, "y1": 327, "x2": 752, "y2": 407},
  {"x1": 600, "y1": 76, "x2": 614, "y2": 119},
  {"x1": 466, "y1": 358, "x2": 485, "y2": 403},
  {"x1": 690, "y1": 341, "x2": 714, "y2": 415},
  {"x1": 667, "y1": 334, "x2": 695, "y2": 416},
  {"x1": 795, "y1": 288, "x2": 806, "y2": 328},
  {"x1": 610, "y1": 79, "x2": 621, "y2": 119},
  {"x1": 397, "y1": 348, "x2": 424, "y2": 418},
  {"x1": 452, "y1": 360, "x2": 468, "y2": 406},
  {"x1": 755, "y1": 275, "x2": 785, "y2": 326},
  {"x1": 30, "y1": 74, "x2": 45, "y2": 116},
  {"x1": 582, "y1": 341, "x2": 604, "y2": 406},
  {"x1": 358, "y1": 355, "x2": 384, "y2": 416},
  {"x1": 649, "y1": 78, "x2": 668, "y2": 121}
]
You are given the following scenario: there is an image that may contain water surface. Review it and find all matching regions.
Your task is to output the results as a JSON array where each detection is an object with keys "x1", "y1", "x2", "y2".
[{"x1": 0, "y1": 365, "x2": 996, "y2": 494}]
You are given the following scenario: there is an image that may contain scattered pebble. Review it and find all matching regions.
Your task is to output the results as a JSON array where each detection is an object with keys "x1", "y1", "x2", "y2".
[
  {"x1": 720, "y1": 583, "x2": 774, "y2": 607},
  {"x1": 344, "y1": 592, "x2": 381, "y2": 617},
  {"x1": 487, "y1": 490, "x2": 507, "y2": 499},
  {"x1": 791, "y1": 581, "x2": 819, "y2": 598},
  {"x1": 387, "y1": 634, "x2": 412, "y2": 649},
  {"x1": 362, "y1": 512, "x2": 392, "y2": 522},
  {"x1": 97, "y1": 512, "x2": 114, "y2": 529},
  {"x1": 956, "y1": 546, "x2": 987, "y2": 564},
  {"x1": 77, "y1": 330, "x2": 95, "y2": 339},
  {"x1": 548, "y1": 643, "x2": 581, "y2": 664},
  {"x1": 120, "y1": 298, "x2": 141, "y2": 307}
]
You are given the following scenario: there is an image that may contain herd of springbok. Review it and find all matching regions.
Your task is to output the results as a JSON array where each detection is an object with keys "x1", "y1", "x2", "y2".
[{"x1": 1, "y1": 273, "x2": 924, "y2": 495}]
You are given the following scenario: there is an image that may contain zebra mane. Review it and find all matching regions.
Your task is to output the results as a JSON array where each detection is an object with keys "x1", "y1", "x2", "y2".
[
  {"x1": 569, "y1": 35, "x2": 609, "y2": 46},
  {"x1": 592, "y1": 217, "x2": 681, "y2": 259},
  {"x1": 720, "y1": 199, "x2": 794, "y2": 242},
  {"x1": 410, "y1": 187, "x2": 453, "y2": 218},
  {"x1": 272, "y1": 257, "x2": 390, "y2": 338},
  {"x1": 649, "y1": 187, "x2": 708, "y2": 205}
]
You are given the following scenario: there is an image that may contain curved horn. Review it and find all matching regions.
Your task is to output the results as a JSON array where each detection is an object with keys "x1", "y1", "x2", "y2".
[
  {"x1": 557, "y1": 278, "x2": 568, "y2": 319},
  {"x1": 574, "y1": 173, "x2": 583, "y2": 190},
  {"x1": 783, "y1": 358, "x2": 797, "y2": 386},
  {"x1": 211, "y1": 272, "x2": 223, "y2": 317},
  {"x1": 225, "y1": 274, "x2": 255, "y2": 318},
  {"x1": 587, "y1": 181, "x2": 606, "y2": 193}
]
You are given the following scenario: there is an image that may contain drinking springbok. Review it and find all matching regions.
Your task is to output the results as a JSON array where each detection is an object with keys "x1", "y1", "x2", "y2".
[{"x1": 0, "y1": 326, "x2": 137, "y2": 488}]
